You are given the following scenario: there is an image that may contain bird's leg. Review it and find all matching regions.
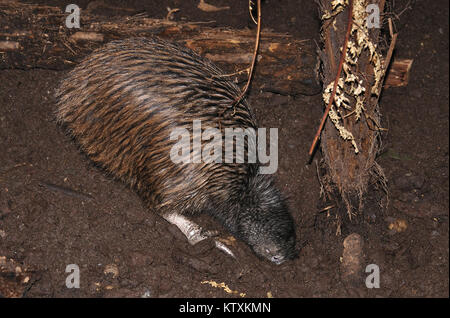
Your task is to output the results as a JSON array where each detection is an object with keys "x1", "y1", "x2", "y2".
[{"x1": 163, "y1": 212, "x2": 235, "y2": 258}]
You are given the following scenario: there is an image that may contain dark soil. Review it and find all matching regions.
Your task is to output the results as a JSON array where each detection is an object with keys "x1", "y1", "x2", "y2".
[{"x1": 0, "y1": 0, "x2": 448, "y2": 297}]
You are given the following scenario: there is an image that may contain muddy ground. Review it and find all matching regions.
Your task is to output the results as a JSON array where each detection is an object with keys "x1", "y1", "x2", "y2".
[{"x1": 0, "y1": 0, "x2": 448, "y2": 298}]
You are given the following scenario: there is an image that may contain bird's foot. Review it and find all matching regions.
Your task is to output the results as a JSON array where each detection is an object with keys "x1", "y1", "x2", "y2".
[{"x1": 163, "y1": 212, "x2": 235, "y2": 259}]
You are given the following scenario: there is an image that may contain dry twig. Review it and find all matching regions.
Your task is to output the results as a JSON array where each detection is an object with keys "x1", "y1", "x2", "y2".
[{"x1": 231, "y1": 0, "x2": 262, "y2": 114}]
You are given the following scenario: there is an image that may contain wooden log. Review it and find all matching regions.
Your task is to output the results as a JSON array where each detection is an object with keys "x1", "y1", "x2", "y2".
[
  {"x1": 317, "y1": 0, "x2": 389, "y2": 217},
  {"x1": 0, "y1": 1, "x2": 320, "y2": 96}
]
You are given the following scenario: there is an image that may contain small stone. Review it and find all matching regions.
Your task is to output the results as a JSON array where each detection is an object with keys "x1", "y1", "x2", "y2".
[
  {"x1": 104, "y1": 264, "x2": 119, "y2": 278},
  {"x1": 431, "y1": 230, "x2": 439, "y2": 237},
  {"x1": 388, "y1": 219, "x2": 408, "y2": 233},
  {"x1": 340, "y1": 233, "x2": 364, "y2": 285},
  {"x1": 141, "y1": 289, "x2": 151, "y2": 298}
]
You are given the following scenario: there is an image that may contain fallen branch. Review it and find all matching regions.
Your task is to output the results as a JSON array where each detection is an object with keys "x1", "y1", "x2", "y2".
[
  {"x1": 0, "y1": 1, "x2": 410, "y2": 96},
  {"x1": 0, "y1": 1, "x2": 319, "y2": 96}
]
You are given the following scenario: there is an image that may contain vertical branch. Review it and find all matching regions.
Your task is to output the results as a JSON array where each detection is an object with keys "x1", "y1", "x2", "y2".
[
  {"x1": 309, "y1": 0, "x2": 354, "y2": 158},
  {"x1": 232, "y1": 0, "x2": 262, "y2": 111}
]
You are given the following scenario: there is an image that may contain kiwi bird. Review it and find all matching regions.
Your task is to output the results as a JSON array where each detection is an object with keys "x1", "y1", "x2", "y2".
[{"x1": 55, "y1": 37, "x2": 296, "y2": 264}]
